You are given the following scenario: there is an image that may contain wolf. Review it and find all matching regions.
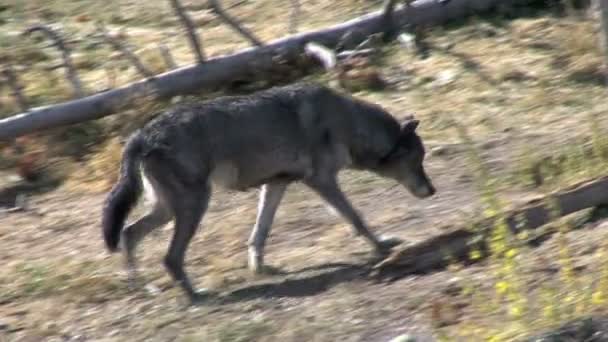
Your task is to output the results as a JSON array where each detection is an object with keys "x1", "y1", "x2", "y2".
[{"x1": 101, "y1": 82, "x2": 436, "y2": 304}]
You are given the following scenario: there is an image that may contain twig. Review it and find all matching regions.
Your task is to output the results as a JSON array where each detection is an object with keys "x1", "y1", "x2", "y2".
[
  {"x1": 97, "y1": 24, "x2": 155, "y2": 79},
  {"x1": 208, "y1": 0, "x2": 264, "y2": 46},
  {"x1": 22, "y1": 24, "x2": 85, "y2": 98},
  {"x1": 382, "y1": 0, "x2": 399, "y2": 41},
  {"x1": 289, "y1": 0, "x2": 300, "y2": 34},
  {"x1": 336, "y1": 48, "x2": 376, "y2": 60},
  {"x1": 158, "y1": 43, "x2": 177, "y2": 69},
  {"x1": 226, "y1": 0, "x2": 248, "y2": 10},
  {"x1": 1, "y1": 63, "x2": 28, "y2": 112},
  {"x1": 169, "y1": 0, "x2": 206, "y2": 64}
]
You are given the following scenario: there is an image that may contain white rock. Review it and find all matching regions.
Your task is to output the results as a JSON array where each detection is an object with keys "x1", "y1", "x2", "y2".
[{"x1": 433, "y1": 70, "x2": 457, "y2": 87}]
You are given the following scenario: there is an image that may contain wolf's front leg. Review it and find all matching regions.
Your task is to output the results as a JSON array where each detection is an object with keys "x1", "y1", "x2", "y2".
[
  {"x1": 248, "y1": 182, "x2": 288, "y2": 274},
  {"x1": 304, "y1": 176, "x2": 403, "y2": 254}
]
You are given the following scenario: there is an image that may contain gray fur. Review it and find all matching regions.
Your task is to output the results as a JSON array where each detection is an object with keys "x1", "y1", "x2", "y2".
[{"x1": 102, "y1": 82, "x2": 435, "y2": 304}]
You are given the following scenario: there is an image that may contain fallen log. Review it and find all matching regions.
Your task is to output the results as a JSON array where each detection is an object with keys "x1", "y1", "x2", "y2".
[
  {"x1": 373, "y1": 176, "x2": 608, "y2": 276},
  {"x1": 0, "y1": 0, "x2": 535, "y2": 141}
]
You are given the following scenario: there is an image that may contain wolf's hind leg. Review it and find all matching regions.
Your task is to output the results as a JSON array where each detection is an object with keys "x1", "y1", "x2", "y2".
[
  {"x1": 120, "y1": 202, "x2": 172, "y2": 288},
  {"x1": 248, "y1": 182, "x2": 288, "y2": 275},
  {"x1": 163, "y1": 184, "x2": 210, "y2": 304}
]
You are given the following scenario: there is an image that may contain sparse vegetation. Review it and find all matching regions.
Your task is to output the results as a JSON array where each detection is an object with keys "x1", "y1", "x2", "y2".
[{"x1": 2, "y1": 0, "x2": 608, "y2": 341}]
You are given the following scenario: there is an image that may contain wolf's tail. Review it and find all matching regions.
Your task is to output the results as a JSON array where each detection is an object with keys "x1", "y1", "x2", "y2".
[{"x1": 102, "y1": 132, "x2": 145, "y2": 252}]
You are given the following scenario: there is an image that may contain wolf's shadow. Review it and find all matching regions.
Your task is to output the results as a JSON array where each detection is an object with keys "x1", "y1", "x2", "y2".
[{"x1": 217, "y1": 260, "x2": 439, "y2": 304}]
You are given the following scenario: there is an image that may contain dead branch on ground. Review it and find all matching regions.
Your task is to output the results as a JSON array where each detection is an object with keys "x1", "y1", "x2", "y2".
[
  {"x1": 373, "y1": 176, "x2": 608, "y2": 276},
  {"x1": 208, "y1": 0, "x2": 264, "y2": 46},
  {"x1": 23, "y1": 24, "x2": 85, "y2": 97},
  {"x1": 169, "y1": 0, "x2": 206, "y2": 63},
  {"x1": 382, "y1": 0, "x2": 399, "y2": 41},
  {"x1": 97, "y1": 24, "x2": 154, "y2": 79}
]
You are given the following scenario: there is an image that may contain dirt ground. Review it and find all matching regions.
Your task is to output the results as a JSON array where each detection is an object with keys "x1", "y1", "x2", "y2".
[
  {"x1": 2, "y1": 131, "x2": 608, "y2": 341},
  {"x1": 3, "y1": 1, "x2": 608, "y2": 341}
]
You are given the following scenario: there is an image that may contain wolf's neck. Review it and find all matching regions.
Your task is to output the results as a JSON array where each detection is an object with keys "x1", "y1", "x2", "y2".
[{"x1": 346, "y1": 107, "x2": 400, "y2": 170}]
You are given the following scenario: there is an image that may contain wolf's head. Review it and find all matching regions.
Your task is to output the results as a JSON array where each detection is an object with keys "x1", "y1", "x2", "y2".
[{"x1": 374, "y1": 119, "x2": 436, "y2": 199}]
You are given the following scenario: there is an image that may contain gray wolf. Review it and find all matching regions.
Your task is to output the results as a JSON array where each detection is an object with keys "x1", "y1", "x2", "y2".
[{"x1": 101, "y1": 82, "x2": 435, "y2": 304}]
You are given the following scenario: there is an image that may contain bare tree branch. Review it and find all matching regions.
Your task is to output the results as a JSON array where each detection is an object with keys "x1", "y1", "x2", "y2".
[
  {"x1": 382, "y1": 0, "x2": 399, "y2": 41},
  {"x1": 169, "y1": 0, "x2": 206, "y2": 64},
  {"x1": 97, "y1": 24, "x2": 155, "y2": 79},
  {"x1": 0, "y1": 0, "x2": 538, "y2": 141},
  {"x1": 158, "y1": 43, "x2": 178, "y2": 70},
  {"x1": 22, "y1": 24, "x2": 85, "y2": 98},
  {"x1": 289, "y1": 0, "x2": 300, "y2": 34},
  {"x1": 1, "y1": 63, "x2": 28, "y2": 112},
  {"x1": 208, "y1": 0, "x2": 264, "y2": 46}
]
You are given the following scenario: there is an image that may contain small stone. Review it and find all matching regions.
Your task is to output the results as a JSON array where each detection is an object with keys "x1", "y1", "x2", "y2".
[
  {"x1": 439, "y1": 42, "x2": 455, "y2": 50},
  {"x1": 443, "y1": 277, "x2": 463, "y2": 296},
  {"x1": 389, "y1": 334, "x2": 417, "y2": 342},
  {"x1": 108, "y1": 329, "x2": 121, "y2": 337},
  {"x1": 145, "y1": 283, "x2": 161, "y2": 296},
  {"x1": 433, "y1": 70, "x2": 457, "y2": 87},
  {"x1": 430, "y1": 145, "x2": 451, "y2": 157},
  {"x1": 476, "y1": 23, "x2": 498, "y2": 37},
  {"x1": 398, "y1": 33, "x2": 416, "y2": 50}
]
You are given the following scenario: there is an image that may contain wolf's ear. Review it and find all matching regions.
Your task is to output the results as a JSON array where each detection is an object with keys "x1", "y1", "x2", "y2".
[{"x1": 401, "y1": 119, "x2": 419, "y2": 135}]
